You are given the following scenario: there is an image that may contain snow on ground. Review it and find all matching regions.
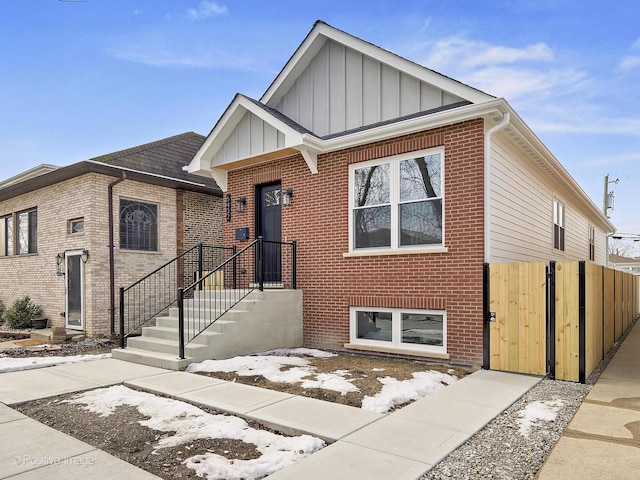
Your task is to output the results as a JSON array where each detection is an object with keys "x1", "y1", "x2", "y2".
[
  {"x1": 516, "y1": 399, "x2": 564, "y2": 436},
  {"x1": 0, "y1": 353, "x2": 111, "y2": 373},
  {"x1": 66, "y1": 385, "x2": 325, "y2": 480},
  {"x1": 361, "y1": 371, "x2": 458, "y2": 413},
  {"x1": 188, "y1": 350, "x2": 461, "y2": 412},
  {"x1": 187, "y1": 352, "x2": 358, "y2": 395}
]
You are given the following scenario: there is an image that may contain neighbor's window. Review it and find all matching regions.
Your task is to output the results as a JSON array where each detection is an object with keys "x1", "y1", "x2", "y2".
[
  {"x1": 69, "y1": 218, "x2": 85, "y2": 235},
  {"x1": 351, "y1": 307, "x2": 446, "y2": 353},
  {"x1": 16, "y1": 208, "x2": 37, "y2": 255},
  {"x1": 0, "y1": 215, "x2": 13, "y2": 256},
  {"x1": 588, "y1": 225, "x2": 595, "y2": 261},
  {"x1": 350, "y1": 149, "x2": 443, "y2": 251},
  {"x1": 119, "y1": 200, "x2": 158, "y2": 251},
  {"x1": 553, "y1": 199, "x2": 565, "y2": 251}
]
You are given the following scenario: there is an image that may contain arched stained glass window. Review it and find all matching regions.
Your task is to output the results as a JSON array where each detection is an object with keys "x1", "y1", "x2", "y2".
[{"x1": 119, "y1": 200, "x2": 158, "y2": 251}]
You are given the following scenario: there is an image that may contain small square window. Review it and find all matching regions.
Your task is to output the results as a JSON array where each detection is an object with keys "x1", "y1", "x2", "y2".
[{"x1": 69, "y1": 218, "x2": 84, "y2": 235}]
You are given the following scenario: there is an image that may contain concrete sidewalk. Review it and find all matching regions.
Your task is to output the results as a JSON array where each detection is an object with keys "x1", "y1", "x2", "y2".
[
  {"x1": 537, "y1": 322, "x2": 640, "y2": 480},
  {"x1": 0, "y1": 358, "x2": 541, "y2": 480}
]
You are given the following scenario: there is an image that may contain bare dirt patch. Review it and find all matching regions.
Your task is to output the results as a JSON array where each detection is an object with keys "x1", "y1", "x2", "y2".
[
  {"x1": 15, "y1": 393, "x2": 265, "y2": 480},
  {"x1": 194, "y1": 352, "x2": 471, "y2": 408}
]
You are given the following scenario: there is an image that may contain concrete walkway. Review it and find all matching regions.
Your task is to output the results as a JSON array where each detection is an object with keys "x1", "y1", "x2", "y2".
[
  {"x1": 0, "y1": 358, "x2": 541, "y2": 480},
  {"x1": 537, "y1": 322, "x2": 640, "y2": 480}
]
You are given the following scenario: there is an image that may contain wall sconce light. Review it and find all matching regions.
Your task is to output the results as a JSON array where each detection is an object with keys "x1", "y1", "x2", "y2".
[
  {"x1": 282, "y1": 189, "x2": 293, "y2": 206},
  {"x1": 56, "y1": 253, "x2": 65, "y2": 276},
  {"x1": 236, "y1": 197, "x2": 247, "y2": 213},
  {"x1": 81, "y1": 249, "x2": 89, "y2": 263}
]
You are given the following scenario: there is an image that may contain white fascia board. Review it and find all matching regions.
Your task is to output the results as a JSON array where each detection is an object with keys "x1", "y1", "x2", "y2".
[
  {"x1": 261, "y1": 22, "x2": 494, "y2": 106},
  {"x1": 302, "y1": 99, "x2": 508, "y2": 153}
]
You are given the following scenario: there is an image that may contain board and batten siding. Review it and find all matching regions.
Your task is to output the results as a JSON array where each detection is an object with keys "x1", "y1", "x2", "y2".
[
  {"x1": 488, "y1": 132, "x2": 607, "y2": 265},
  {"x1": 273, "y1": 39, "x2": 464, "y2": 137},
  {"x1": 212, "y1": 111, "x2": 286, "y2": 166}
]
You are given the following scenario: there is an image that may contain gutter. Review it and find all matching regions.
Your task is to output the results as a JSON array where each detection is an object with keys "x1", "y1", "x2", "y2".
[
  {"x1": 108, "y1": 173, "x2": 126, "y2": 336},
  {"x1": 484, "y1": 111, "x2": 511, "y2": 263}
]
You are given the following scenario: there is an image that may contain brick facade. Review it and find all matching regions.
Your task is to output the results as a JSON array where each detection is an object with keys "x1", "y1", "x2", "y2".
[
  {"x1": 0, "y1": 173, "x2": 222, "y2": 337},
  {"x1": 223, "y1": 119, "x2": 486, "y2": 365}
]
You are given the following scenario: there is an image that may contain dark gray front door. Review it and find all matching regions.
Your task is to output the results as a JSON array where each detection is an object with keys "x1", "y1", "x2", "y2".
[{"x1": 257, "y1": 183, "x2": 282, "y2": 283}]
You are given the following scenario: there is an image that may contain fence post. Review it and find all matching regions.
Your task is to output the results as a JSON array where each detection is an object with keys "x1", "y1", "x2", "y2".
[
  {"x1": 178, "y1": 288, "x2": 185, "y2": 360},
  {"x1": 579, "y1": 261, "x2": 586, "y2": 383},
  {"x1": 546, "y1": 261, "x2": 557, "y2": 379},
  {"x1": 482, "y1": 263, "x2": 490, "y2": 370},
  {"x1": 197, "y1": 243, "x2": 204, "y2": 291},
  {"x1": 232, "y1": 245, "x2": 238, "y2": 290},
  {"x1": 119, "y1": 287, "x2": 125, "y2": 349},
  {"x1": 257, "y1": 236, "x2": 264, "y2": 291},
  {"x1": 292, "y1": 241, "x2": 297, "y2": 290}
]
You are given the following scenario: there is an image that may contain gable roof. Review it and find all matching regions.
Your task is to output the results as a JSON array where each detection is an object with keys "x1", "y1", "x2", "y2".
[
  {"x1": 609, "y1": 253, "x2": 640, "y2": 264},
  {"x1": 0, "y1": 132, "x2": 221, "y2": 202},
  {"x1": 261, "y1": 20, "x2": 494, "y2": 107}
]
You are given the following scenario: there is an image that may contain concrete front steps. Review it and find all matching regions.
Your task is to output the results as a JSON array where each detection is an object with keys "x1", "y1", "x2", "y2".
[{"x1": 112, "y1": 289, "x2": 303, "y2": 370}]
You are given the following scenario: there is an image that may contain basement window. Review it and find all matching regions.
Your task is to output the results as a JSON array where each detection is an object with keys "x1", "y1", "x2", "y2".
[{"x1": 350, "y1": 307, "x2": 446, "y2": 354}]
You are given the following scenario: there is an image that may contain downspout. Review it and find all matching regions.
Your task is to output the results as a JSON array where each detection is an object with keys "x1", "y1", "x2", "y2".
[
  {"x1": 484, "y1": 111, "x2": 511, "y2": 263},
  {"x1": 108, "y1": 173, "x2": 126, "y2": 336}
]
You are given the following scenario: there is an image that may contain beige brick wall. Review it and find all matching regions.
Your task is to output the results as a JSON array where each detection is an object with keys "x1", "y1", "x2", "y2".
[{"x1": 0, "y1": 173, "x2": 181, "y2": 337}]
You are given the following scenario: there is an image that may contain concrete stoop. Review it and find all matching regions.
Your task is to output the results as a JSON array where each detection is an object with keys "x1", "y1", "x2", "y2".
[{"x1": 112, "y1": 289, "x2": 303, "y2": 370}]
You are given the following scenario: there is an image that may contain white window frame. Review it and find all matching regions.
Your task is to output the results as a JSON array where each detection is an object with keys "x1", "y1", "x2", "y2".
[
  {"x1": 588, "y1": 225, "x2": 595, "y2": 261},
  {"x1": 553, "y1": 198, "x2": 565, "y2": 251},
  {"x1": 349, "y1": 306, "x2": 447, "y2": 354},
  {"x1": 68, "y1": 217, "x2": 85, "y2": 235},
  {"x1": 347, "y1": 148, "x2": 445, "y2": 254}
]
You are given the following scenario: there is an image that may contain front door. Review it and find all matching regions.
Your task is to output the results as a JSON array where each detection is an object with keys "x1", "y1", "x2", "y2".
[
  {"x1": 257, "y1": 183, "x2": 282, "y2": 284},
  {"x1": 65, "y1": 251, "x2": 85, "y2": 330}
]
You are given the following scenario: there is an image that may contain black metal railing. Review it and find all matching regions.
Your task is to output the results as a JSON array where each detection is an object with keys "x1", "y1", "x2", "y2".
[
  {"x1": 177, "y1": 237, "x2": 297, "y2": 359},
  {"x1": 119, "y1": 243, "x2": 235, "y2": 348}
]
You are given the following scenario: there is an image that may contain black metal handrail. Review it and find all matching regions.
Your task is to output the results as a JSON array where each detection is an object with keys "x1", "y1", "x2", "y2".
[
  {"x1": 119, "y1": 243, "x2": 235, "y2": 348},
  {"x1": 177, "y1": 237, "x2": 297, "y2": 359}
]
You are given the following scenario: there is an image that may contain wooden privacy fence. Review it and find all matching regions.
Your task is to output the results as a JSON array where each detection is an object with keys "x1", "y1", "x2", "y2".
[{"x1": 484, "y1": 261, "x2": 639, "y2": 383}]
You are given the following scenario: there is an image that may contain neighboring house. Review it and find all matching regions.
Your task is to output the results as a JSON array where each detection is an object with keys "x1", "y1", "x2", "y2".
[
  {"x1": 185, "y1": 21, "x2": 615, "y2": 366},
  {"x1": 609, "y1": 253, "x2": 640, "y2": 275},
  {"x1": 0, "y1": 132, "x2": 222, "y2": 337}
]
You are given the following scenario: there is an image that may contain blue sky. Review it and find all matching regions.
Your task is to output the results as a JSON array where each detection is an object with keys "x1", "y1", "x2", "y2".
[{"x1": 1, "y1": 1, "x2": 639, "y2": 252}]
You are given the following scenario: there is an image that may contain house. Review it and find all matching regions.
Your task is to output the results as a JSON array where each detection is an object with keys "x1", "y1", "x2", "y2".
[
  {"x1": 0, "y1": 132, "x2": 222, "y2": 337},
  {"x1": 181, "y1": 21, "x2": 614, "y2": 366},
  {"x1": 609, "y1": 253, "x2": 640, "y2": 275}
]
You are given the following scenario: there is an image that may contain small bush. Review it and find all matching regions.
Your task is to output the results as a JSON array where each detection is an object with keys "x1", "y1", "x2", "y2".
[
  {"x1": 2, "y1": 296, "x2": 43, "y2": 329},
  {"x1": 0, "y1": 300, "x2": 5, "y2": 319}
]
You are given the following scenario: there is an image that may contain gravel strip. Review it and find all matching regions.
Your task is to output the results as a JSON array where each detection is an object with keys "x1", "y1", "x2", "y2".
[{"x1": 423, "y1": 317, "x2": 637, "y2": 480}]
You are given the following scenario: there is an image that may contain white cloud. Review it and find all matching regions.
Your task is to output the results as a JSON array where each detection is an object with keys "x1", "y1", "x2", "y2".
[
  {"x1": 583, "y1": 151, "x2": 640, "y2": 167},
  {"x1": 186, "y1": 1, "x2": 228, "y2": 21},
  {"x1": 412, "y1": 36, "x2": 581, "y2": 100},
  {"x1": 633, "y1": 38, "x2": 640, "y2": 49},
  {"x1": 619, "y1": 55, "x2": 640, "y2": 70}
]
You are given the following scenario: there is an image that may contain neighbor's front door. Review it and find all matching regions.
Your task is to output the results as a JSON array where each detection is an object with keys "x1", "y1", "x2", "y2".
[
  {"x1": 65, "y1": 250, "x2": 85, "y2": 330},
  {"x1": 257, "y1": 183, "x2": 282, "y2": 284}
]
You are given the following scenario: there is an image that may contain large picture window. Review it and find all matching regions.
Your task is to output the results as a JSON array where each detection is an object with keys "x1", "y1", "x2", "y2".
[
  {"x1": 350, "y1": 149, "x2": 443, "y2": 251},
  {"x1": 0, "y1": 215, "x2": 13, "y2": 256},
  {"x1": 119, "y1": 200, "x2": 158, "y2": 251},
  {"x1": 350, "y1": 307, "x2": 446, "y2": 353},
  {"x1": 17, "y1": 209, "x2": 37, "y2": 255}
]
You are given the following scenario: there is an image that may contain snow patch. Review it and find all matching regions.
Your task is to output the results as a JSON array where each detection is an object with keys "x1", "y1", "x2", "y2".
[
  {"x1": 257, "y1": 348, "x2": 336, "y2": 358},
  {"x1": 516, "y1": 400, "x2": 564, "y2": 436},
  {"x1": 361, "y1": 371, "x2": 458, "y2": 413},
  {"x1": 0, "y1": 353, "x2": 111, "y2": 373},
  {"x1": 66, "y1": 385, "x2": 325, "y2": 480}
]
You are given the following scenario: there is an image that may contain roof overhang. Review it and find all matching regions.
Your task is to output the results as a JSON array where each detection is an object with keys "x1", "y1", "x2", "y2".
[{"x1": 0, "y1": 161, "x2": 221, "y2": 203}]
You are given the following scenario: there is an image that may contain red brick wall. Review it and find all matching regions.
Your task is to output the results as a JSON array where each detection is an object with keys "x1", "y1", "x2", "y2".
[{"x1": 224, "y1": 119, "x2": 485, "y2": 364}]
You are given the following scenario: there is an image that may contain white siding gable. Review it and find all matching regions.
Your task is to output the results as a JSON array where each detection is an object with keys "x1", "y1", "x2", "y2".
[
  {"x1": 212, "y1": 110, "x2": 287, "y2": 166},
  {"x1": 272, "y1": 39, "x2": 465, "y2": 137}
]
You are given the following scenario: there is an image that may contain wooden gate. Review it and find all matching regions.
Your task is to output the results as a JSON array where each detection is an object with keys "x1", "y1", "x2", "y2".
[{"x1": 487, "y1": 262, "x2": 547, "y2": 375}]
